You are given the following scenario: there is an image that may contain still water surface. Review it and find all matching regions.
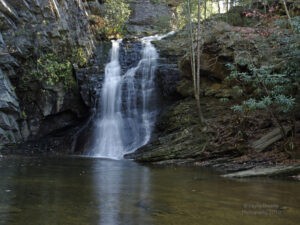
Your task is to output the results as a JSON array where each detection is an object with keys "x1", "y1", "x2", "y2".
[{"x1": 0, "y1": 157, "x2": 299, "y2": 225}]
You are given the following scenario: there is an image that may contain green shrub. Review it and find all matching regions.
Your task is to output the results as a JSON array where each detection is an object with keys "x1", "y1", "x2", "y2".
[
  {"x1": 104, "y1": 0, "x2": 131, "y2": 37},
  {"x1": 31, "y1": 53, "x2": 75, "y2": 89},
  {"x1": 226, "y1": 63, "x2": 295, "y2": 114},
  {"x1": 72, "y1": 47, "x2": 88, "y2": 68}
]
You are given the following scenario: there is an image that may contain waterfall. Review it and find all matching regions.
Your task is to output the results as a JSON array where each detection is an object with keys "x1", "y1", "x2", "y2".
[
  {"x1": 90, "y1": 39, "x2": 124, "y2": 159},
  {"x1": 89, "y1": 32, "x2": 175, "y2": 159}
]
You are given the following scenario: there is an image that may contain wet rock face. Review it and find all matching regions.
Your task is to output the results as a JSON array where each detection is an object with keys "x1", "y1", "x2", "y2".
[
  {"x1": 119, "y1": 41, "x2": 142, "y2": 73},
  {"x1": 0, "y1": 32, "x2": 21, "y2": 148},
  {"x1": 153, "y1": 34, "x2": 186, "y2": 101},
  {"x1": 156, "y1": 61, "x2": 182, "y2": 100},
  {"x1": 75, "y1": 42, "x2": 112, "y2": 108},
  {"x1": 125, "y1": 99, "x2": 207, "y2": 162},
  {"x1": 76, "y1": 41, "x2": 143, "y2": 110},
  {"x1": 0, "y1": 69, "x2": 21, "y2": 147},
  {"x1": 0, "y1": 0, "x2": 101, "y2": 150},
  {"x1": 0, "y1": 0, "x2": 94, "y2": 55}
]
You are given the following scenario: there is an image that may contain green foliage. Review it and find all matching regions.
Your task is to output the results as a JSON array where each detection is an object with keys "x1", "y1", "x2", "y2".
[
  {"x1": 275, "y1": 16, "x2": 300, "y2": 33},
  {"x1": 226, "y1": 63, "x2": 295, "y2": 114},
  {"x1": 72, "y1": 47, "x2": 88, "y2": 68},
  {"x1": 21, "y1": 111, "x2": 27, "y2": 119},
  {"x1": 291, "y1": 16, "x2": 300, "y2": 33},
  {"x1": 173, "y1": 0, "x2": 261, "y2": 29},
  {"x1": 31, "y1": 53, "x2": 75, "y2": 88},
  {"x1": 88, "y1": 15, "x2": 106, "y2": 39},
  {"x1": 276, "y1": 32, "x2": 300, "y2": 80},
  {"x1": 219, "y1": 97, "x2": 230, "y2": 103},
  {"x1": 23, "y1": 46, "x2": 90, "y2": 89},
  {"x1": 104, "y1": 0, "x2": 131, "y2": 37}
]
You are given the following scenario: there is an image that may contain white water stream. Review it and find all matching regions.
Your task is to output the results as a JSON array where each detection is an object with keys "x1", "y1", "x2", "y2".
[{"x1": 90, "y1": 32, "x2": 174, "y2": 159}]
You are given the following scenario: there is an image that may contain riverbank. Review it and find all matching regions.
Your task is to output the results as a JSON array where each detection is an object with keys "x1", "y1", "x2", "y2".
[
  {"x1": 124, "y1": 96, "x2": 300, "y2": 179},
  {"x1": 125, "y1": 11, "x2": 300, "y2": 177}
]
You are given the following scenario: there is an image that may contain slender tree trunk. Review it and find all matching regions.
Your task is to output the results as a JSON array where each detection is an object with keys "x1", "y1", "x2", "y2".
[
  {"x1": 250, "y1": 0, "x2": 253, "y2": 9},
  {"x1": 226, "y1": 0, "x2": 229, "y2": 12},
  {"x1": 204, "y1": 0, "x2": 207, "y2": 19},
  {"x1": 282, "y1": 0, "x2": 294, "y2": 30},
  {"x1": 196, "y1": 0, "x2": 205, "y2": 123},
  {"x1": 187, "y1": 0, "x2": 196, "y2": 95},
  {"x1": 187, "y1": 0, "x2": 205, "y2": 123},
  {"x1": 226, "y1": 0, "x2": 229, "y2": 22}
]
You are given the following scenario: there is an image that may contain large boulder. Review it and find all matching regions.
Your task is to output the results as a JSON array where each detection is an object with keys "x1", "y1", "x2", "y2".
[
  {"x1": 125, "y1": 99, "x2": 207, "y2": 162},
  {"x1": 126, "y1": 0, "x2": 173, "y2": 35}
]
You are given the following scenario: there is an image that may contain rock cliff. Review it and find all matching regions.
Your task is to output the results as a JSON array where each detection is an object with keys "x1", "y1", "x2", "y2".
[
  {"x1": 0, "y1": 0, "x2": 99, "y2": 151},
  {"x1": 0, "y1": 0, "x2": 178, "y2": 153}
]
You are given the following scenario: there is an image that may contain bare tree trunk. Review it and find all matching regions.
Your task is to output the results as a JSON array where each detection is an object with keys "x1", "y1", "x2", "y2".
[
  {"x1": 187, "y1": 0, "x2": 196, "y2": 95},
  {"x1": 282, "y1": 0, "x2": 294, "y2": 30},
  {"x1": 204, "y1": 0, "x2": 207, "y2": 19},
  {"x1": 196, "y1": 0, "x2": 205, "y2": 123},
  {"x1": 226, "y1": 0, "x2": 229, "y2": 22},
  {"x1": 250, "y1": 0, "x2": 253, "y2": 9},
  {"x1": 186, "y1": 0, "x2": 205, "y2": 123},
  {"x1": 226, "y1": 0, "x2": 229, "y2": 12}
]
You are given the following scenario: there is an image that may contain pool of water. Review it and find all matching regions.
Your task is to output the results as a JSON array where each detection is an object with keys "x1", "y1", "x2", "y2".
[{"x1": 0, "y1": 156, "x2": 299, "y2": 225}]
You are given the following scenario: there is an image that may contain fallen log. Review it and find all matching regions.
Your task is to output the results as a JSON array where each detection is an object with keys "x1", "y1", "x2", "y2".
[
  {"x1": 251, "y1": 126, "x2": 291, "y2": 152},
  {"x1": 223, "y1": 164, "x2": 300, "y2": 178}
]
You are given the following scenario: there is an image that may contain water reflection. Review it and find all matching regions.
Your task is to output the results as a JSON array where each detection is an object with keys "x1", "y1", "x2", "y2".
[
  {"x1": 0, "y1": 157, "x2": 299, "y2": 225},
  {"x1": 92, "y1": 159, "x2": 151, "y2": 225},
  {"x1": 0, "y1": 159, "x2": 15, "y2": 225}
]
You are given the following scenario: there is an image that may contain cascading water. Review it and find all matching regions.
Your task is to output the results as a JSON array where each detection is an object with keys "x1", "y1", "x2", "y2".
[
  {"x1": 89, "y1": 32, "x2": 174, "y2": 159},
  {"x1": 121, "y1": 37, "x2": 159, "y2": 153},
  {"x1": 90, "y1": 39, "x2": 124, "y2": 159}
]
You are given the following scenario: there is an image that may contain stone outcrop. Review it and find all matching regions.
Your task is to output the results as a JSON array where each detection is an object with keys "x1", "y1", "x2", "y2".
[
  {"x1": 0, "y1": 0, "x2": 103, "y2": 151},
  {"x1": 126, "y1": 0, "x2": 173, "y2": 35},
  {"x1": 0, "y1": 69, "x2": 21, "y2": 147},
  {"x1": 125, "y1": 99, "x2": 207, "y2": 162},
  {"x1": 0, "y1": 31, "x2": 21, "y2": 148},
  {"x1": 153, "y1": 33, "x2": 185, "y2": 101},
  {"x1": 126, "y1": 20, "x2": 299, "y2": 164}
]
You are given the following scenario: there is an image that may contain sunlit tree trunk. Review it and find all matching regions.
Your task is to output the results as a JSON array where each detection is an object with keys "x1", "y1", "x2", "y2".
[
  {"x1": 204, "y1": 0, "x2": 207, "y2": 19},
  {"x1": 226, "y1": 0, "x2": 229, "y2": 12},
  {"x1": 186, "y1": 0, "x2": 205, "y2": 123}
]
